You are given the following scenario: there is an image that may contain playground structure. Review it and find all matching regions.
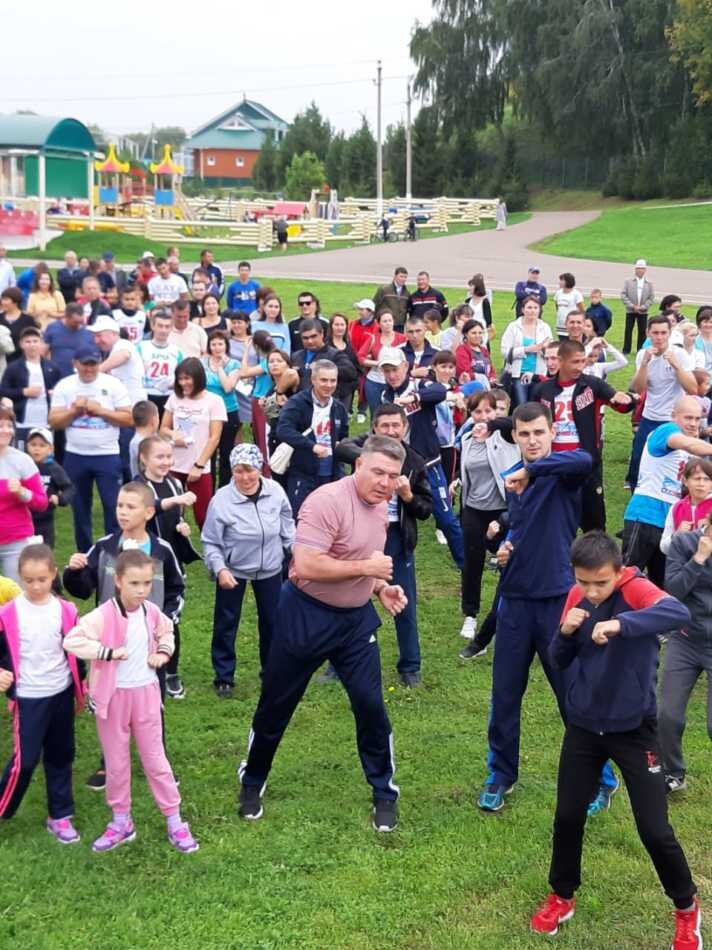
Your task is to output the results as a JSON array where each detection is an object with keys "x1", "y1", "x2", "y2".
[{"x1": 94, "y1": 143, "x2": 130, "y2": 215}]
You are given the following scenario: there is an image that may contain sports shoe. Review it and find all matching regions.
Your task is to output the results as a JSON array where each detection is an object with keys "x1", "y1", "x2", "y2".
[
  {"x1": 372, "y1": 799, "x2": 398, "y2": 832},
  {"x1": 356, "y1": 412, "x2": 367, "y2": 424},
  {"x1": 238, "y1": 784, "x2": 264, "y2": 821},
  {"x1": 435, "y1": 528, "x2": 448, "y2": 545},
  {"x1": 666, "y1": 774, "x2": 688, "y2": 794},
  {"x1": 459, "y1": 616, "x2": 477, "y2": 640},
  {"x1": 477, "y1": 782, "x2": 514, "y2": 812},
  {"x1": 167, "y1": 821, "x2": 199, "y2": 853},
  {"x1": 46, "y1": 817, "x2": 80, "y2": 845},
  {"x1": 86, "y1": 768, "x2": 106, "y2": 791},
  {"x1": 587, "y1": 777, "x2": 620, "y2": 818},
  {"x1": 316, "y1": 664, "x2": 339, "y2": 685},
  {"x1": 92, "y1": 820, "x2": 136, "y2": 853},
  {"x1": 672, "y1": 897, "x2": 702, "y2": 949},
  {"x1": 459, "y1": 638, "x2": 487, "y2": 660},
  {"x1": 399, "y1": 671, "x2": 421, "y2": 688},
  {"x1": 165, "y1": 674, "x2": 186, "y2": 699},
  {"x1": 530, "y1": 893, "x2": 576, "y2": 935},
  {"x1": 214, "y1": 682, "x2": 233, "y2": 699}
]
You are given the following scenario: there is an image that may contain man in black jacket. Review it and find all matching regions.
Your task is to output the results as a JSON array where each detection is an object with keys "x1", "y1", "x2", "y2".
[
  {"x1": 292, "y1": 319, "x2": 359, "y2": 402},
  {"x1": 336, "y1": 403, "x2": 432, "y2": 687},
  {"x1": 276, "y1": 359, "x2": 350, "y2": 517},
  {"x1": 406, "y1": 271, "x2": 448, "y2": 321},
  {"x1": 535, "y1": 340, "x2": 633, "y2": 531},
  {"x1": 0, "y1": 326, "x2": 61, "y2": 450}
]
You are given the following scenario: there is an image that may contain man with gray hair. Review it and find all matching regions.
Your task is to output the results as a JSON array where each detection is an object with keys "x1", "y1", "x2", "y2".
[
  {"x1": 238, "y1": 434, "x2": 409, "y2": 832},
  {"x1": 276, "y1": 358, "x2": 350, "y2": 516}
]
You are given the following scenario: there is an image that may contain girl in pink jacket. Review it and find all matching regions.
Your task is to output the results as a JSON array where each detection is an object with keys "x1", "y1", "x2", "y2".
[{"x1": 63, "y1": 549, "x2": 197, "y2": 854}]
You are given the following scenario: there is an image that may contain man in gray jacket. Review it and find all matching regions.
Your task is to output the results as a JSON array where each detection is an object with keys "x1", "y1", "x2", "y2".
[
  {"x1": 621, "y1": 258, "x2": 655, "y2": 354},
  {"x1": 201, "y1": 444, "x2": 295, "y2": 698},
  {"x1": 660, "y1": 521, "x2": 712, "y2": 793}
]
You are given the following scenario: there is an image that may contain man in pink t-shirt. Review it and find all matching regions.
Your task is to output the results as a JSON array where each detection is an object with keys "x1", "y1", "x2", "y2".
[{"x1": 237, "y1": 436, "x2": 408, "y2": 833}]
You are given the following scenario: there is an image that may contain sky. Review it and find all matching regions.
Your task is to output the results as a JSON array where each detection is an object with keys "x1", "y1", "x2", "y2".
[{"x1": 4, "y1": 0, "x2": 435, "y2": 139}]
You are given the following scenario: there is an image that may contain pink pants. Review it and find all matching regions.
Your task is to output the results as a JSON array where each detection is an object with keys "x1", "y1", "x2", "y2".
[{"x1": 95, "y1": 681, "x2": 180, "y2": 817}]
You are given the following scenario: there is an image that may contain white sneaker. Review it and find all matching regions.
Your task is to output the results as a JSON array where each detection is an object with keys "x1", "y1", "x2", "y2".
[
  {"x1": 435, "y1": 529, "x2": 447, "y2": 545},
  {"x1": 459, "y1": 616, "x2": 477, "y2": 639},
  {"x1": 356, "y1": 412, "x2": 367, "y2": 424}
]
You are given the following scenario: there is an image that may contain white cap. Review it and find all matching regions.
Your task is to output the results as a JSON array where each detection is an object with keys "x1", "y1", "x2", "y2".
[
  {"x1": 635, "y1": 258, "x2": 647, "y2": 268},
  {"x1": 354, "y1": 298, "x2": 375, "y2": 311},
  {"x1": 87, "y1": 315, "x2": 120, "y2": 334},
  {"x1": 378, "y1": 346, "x2": 407, "y2": 368},
  {"x1": 141, "y1": 250, "x2": 155, "y2": 260}
]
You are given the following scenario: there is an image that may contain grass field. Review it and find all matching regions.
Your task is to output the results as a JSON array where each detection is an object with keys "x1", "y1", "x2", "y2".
[
  {"x1": 6, "y1": 215, "x2": 529, "y2": 266},
  {"x1": 533, "y1": 204, "x2": 712, "y2": 270},
  {"x1": 0, "y1": 281, "x2": 710, "y2": 950}
]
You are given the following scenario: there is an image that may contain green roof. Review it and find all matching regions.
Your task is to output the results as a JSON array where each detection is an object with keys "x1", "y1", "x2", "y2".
[
  {"x1": 187, "y1": 128, "x2": 264, "y2": 151},
  {"x1": 0, "y1": 114, "x2": 96, "y2": 154}
]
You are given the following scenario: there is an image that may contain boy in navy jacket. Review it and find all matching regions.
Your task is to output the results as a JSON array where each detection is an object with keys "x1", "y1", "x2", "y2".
[{"x1": 530, "y1": 531, "x2": 700, "y2": 949}]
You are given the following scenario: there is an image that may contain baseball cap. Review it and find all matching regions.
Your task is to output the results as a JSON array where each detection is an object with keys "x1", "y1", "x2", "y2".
[
  {"x1": 354, "y1": 298, "x2": 375, "y2": 311},
  {"x1": 102, "y1": 251, "x2": 114, "y2": 261},
  {"x1": 87, "y1": 315, "x2": 120, "y2": 334},
  {"x1": 378, "y1": 346, "x2": 407, "y2": 368},
  {"x1": 528, "y1": 265, "x2": 540, "y2": 274},
  {"x1": 635, "y1": 258, "x2": 647, "y2": 268},
  {"x1": 141, "y1": 250, "x2": 155, "y2": 260},
  {"x1": 27, "y1": 426, "x2": 53, "y2": 446},
  {"x1": 75, "y1": 345, "x2": 103, "y2": 364}
]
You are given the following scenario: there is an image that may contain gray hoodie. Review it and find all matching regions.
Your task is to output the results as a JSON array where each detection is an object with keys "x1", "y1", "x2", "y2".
[
  {"x1": 201, "y1": 477, "x2": 295, "y2": 581},
  {"x1": 665, "y1": 528, "x2": 712, "y2": 646}
]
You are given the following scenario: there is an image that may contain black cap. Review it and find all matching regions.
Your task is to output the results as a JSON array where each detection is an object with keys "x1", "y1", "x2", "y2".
[{"x1": 75, "y1": 345, "x2": 103, "y2": 364}]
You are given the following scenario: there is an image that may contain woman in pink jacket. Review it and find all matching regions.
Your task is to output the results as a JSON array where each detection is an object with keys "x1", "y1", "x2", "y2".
[{"x1": 0, "y1": 406, "x2": 48, "y2": 581}]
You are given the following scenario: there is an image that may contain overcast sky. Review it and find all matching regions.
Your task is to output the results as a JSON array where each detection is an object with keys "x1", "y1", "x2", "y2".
[{"x1": 5, "y1": 0, "x2": 434, "y2": 138}]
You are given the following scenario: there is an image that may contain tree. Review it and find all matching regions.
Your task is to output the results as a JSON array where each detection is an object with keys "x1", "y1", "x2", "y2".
[
  {"x1": 412, "y1": 106, "x2": 447, "y2": 197},
  {"x1": 284, "y1": 151, "x2": 326, "y2": 200},
  {"x1": 340, "y1": 117, "x2": 377, "y2": 196},
  {"x1": 325, "y1": 132, "x2": 347, "y2": 191},
  {"x1": 253, "y1": 134, "x2": 281, "y2": 192},
  {"x1": 384, "y1": 123, "x2": 407, "y2": 196},
  {"x1": 126, "y1": 126, "x2": 187, "y2": 157},
  {"x1": 279, "y1": 103, "x2": 332, "y2": 174},
  {"x1": 669, "y1": 0, "x2": 712, "y2": 106}
]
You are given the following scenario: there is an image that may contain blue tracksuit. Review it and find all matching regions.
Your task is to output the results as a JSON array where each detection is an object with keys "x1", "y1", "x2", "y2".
[{"x1": 486, "y1": 449, "x2": 619, "y2": 788}]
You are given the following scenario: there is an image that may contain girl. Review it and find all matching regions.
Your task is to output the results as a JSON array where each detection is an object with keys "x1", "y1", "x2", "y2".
[
  {"x1": 0, "y1": 544, "x2": 83, "y2": 843},
  {"x1": 358, "y1": 310, "x2": 406, "y2": 415},
  {"x1": 455, "y1": 320, "x2": 496, "y2": 388},
  {"x1": 262, "y1": 350, "x2": 300, "y2": 480},
  {"x1": 63, "y1": 549, "x2": 198, "y2": 854},
  {"x1": 440, "y1": 303, "x2": 473, "y2": 352},
  {"x1": 424, "y1": 308, "x2": 445, "y2": 348},
  {"x1": 499, "y1": 296, "x2": 552, "y2": 407},
  {"x1": 202, "y1": 330, "x2": 242, "y2": 487},
  {"x1": 660, "y1": 457, "x2": 712, "y2": 554},
  {"x1": 239, "y1": 330, "x2": 275, "y2": 472},
  {"x1": 250, "y1": 294, "x2": 290, "y2": 353},
  {"x1": 465, "y1": 274, "x2": 494, "y2": 342},
  {"x1": 196, "y1": 292, "x2": 227, "y2": 334},
  {"x1": 135, "y1": 435, "x2": 200, "y2": 699}
]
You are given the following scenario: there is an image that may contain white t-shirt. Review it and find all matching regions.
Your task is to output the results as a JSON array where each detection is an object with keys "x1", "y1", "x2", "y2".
[
  {"x1": 50, "y1": 371, "x2": 130, "y2": 455},
  {"x1": 552, "y1": 383, "x2": 580, "y2": 449},
  {"x1": 147, "y1": 274, "x2": 188, "y2": 305},
  {"x1": 311, "y1": 399, "x2": 333, "y2": 453},
  {"x1": 554, "y1": 288, "x2": 584, "y2": 334},
  {"x1": 636, "y1": 347, "x2": 696, "y2": 421},
  {"x1": 15, "y1": 595, "x2": 71, "y2": 699},
  {"x1": 136, "y1": 339, "x2": 183, "y2": 396},
  {"x1": 168, "y1": 323, "x2": 207, "y2": 359},
  {"x1": 108, "y1": 339, "x2": 147, "y2": 403},
  {"x1": 112, "y1": 308, "x2": 146, "y2": 343},
  {"x1": 115, "y1": 607, "x2": 157, "y2": 689},
  {"x1": 23, "y1": 359, "x2": 48, "y2": 426}
]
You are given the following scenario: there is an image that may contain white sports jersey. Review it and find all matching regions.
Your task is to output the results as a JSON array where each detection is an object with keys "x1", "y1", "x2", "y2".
[{"x1": 136, "y1": 339, "x2": 184, "y2": 396}]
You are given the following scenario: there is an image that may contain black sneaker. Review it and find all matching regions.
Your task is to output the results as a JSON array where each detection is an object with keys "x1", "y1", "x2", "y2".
[
  {"x1": 665, "y1": 773, "x2": 687, "y2": 794},
  {"x1": 372, "y1": 799, "x2": 398, "y2": 832},
  {"x1": 86, "y1": 768, "x2": 106, "y2": 791},
  {"x1": 166, "y1": 675, "x2": 186, "y2": 700},
  {"x1": 238, "y1": 784, "x2": 264, "y2": 821},
  {"x1": 399, "y1": 671, "x2": 422, "y2": 688},
  {"x1": 214, "y1": 682, "x2": 234, "y2": 699},
  {"x1": 459, "y1": 639, "x2": 488, "y2": 660}
]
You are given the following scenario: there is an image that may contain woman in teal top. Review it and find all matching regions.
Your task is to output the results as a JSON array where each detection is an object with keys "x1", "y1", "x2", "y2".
[
  {"x1": 236, "y1": 329, "x2": 276, "y2": 474},
  {"x1": 201, "y1": 330, "x2": 242, "y2": 486}
]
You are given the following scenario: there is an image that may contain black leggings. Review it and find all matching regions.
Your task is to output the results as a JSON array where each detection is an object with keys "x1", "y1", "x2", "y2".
[
  {"x1": 549, "y1": 722, "x2": 696, "y2": 908},
  {"x1": 461, "y1": 505, "x2": 504, "y2": 618},
  {"x1": 166, "y1": 622, "x2": 181, "y2": 676}
]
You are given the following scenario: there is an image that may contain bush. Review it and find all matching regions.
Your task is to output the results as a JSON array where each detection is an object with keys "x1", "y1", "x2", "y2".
[
  {"x1": 692, "y1": 180, "x2": 712, "y2": 199},
  {"x1": 631, "y1": 158, "x2": 661, "y2": 200},
  {"x1": 499, "y1": 177, "x2": 529, "y2": 212},
  {"x1": 601, "y1": 173, "x2": 619, "y2": 198},
  {"x1": 662, "y1": 171, "x2": 693, "y2": 199},
  {"x1": 616, "y1": 158, "x2": 638, "y2": 200}
]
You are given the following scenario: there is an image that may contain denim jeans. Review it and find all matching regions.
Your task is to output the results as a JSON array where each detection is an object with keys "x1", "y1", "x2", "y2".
[
  {"x1": 426, "y1": 463, "x2": 464, "y2": 568},
  {"x1": 384, "y1": 524, "x2": 420, "y2": 674}
]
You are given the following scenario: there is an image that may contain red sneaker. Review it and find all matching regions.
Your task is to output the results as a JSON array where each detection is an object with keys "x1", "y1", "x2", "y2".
[
  {"x1": 530, "y1": 893, "x2": 576, "y2": 935},
  {"x1": 672, "y1": 898, "x2": 702, "y2": 950}
]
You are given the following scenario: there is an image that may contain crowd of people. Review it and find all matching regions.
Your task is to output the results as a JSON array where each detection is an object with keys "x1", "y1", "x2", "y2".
[{"x1": 0, "y1": 244, "x2": 708, "y2": 947}]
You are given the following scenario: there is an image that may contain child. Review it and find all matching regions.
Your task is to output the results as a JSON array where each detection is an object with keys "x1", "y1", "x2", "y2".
[
  {"x1": 0, "y1": 544, "x2": 83, "y2": 843},
  {"x1": 128, "y1": 401, "x2": 159, "y2": 479},
  {"x1": 660, "y1": 457, "x2": 712, "y2": 554},
  {"x1": 63, "y1": 549, "x2": 197, "y2": 853},
  {"x1": 25, "y1": 427, "x2": 73, "y2": 550},
  {"x1": 585, "y1": 288, "x2": 612, "y2": 338},
  {"x1": 423, "y1": 307, "x2": 444, "y2": 348},
  {"x1": 63, "y1": 481, "x2": 184, "y2": 788},
  {"x1": 584, "y1": 338, "x2": 628, "y2": 381},
  {"x1": 112, "y1": 285, "x2": 146, "y2": 343},
  {"x1": 530, "y1": 532, "x2": 700, "y2": 948},
  {"x1": 431, "y1": 351, "x2": 466, "y2": 484}
]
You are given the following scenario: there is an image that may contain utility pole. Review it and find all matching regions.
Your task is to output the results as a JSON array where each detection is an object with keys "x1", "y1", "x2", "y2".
[
  {"x1": 376, "y1": 60, "x2": 383, "y2": 220},
  {"x1": 405, "y1": 79, "x2": 412, "y2": 200}
]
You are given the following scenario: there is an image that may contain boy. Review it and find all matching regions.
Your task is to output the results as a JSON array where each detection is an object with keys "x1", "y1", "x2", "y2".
[
  {"x1": 63, "y1": 481, "x2": 185, "y2": 787},
  {"x1": 25, "y1": 427, "x2": 73, "y2": 549},
  {"x1": 136, "y1": 310, "x2": 183, "y2": 420},
  {"x1": 112, "y1": 285, "x2": 146, "y2": 343},
  {"x1": 585, "y1": 288, "x2": 613, "y2": 338},
  {"x1": 0, "y1": 326, "x2": 61, "y2": 451},
  {"x1": 531, "y1": 531, "x2": 700, "y2": 949},
  {"x1": 128, "y1": 401, "x2": 159, "y2": 479}
]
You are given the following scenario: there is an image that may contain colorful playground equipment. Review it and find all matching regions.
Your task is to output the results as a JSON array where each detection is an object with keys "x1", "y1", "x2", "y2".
[
  {"x1": 149, "y1": 144, "x2": 186, "y2": 219},
  {"x1": 94, "y1": 143, "x2": 130, "y2": 215}
]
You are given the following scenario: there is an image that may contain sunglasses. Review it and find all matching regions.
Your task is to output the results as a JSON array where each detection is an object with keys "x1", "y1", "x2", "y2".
[{"x1": 299, "y1": 300, "x2": 313, "y2": 307}]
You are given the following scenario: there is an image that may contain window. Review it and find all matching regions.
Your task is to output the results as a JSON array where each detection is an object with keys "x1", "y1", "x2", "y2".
[
  {"x1": 235, "y1": 156, "x2": 244, "y2": 168},
  {"x1": 206, "y1": 155, "x2": 216, "y2": 167}
]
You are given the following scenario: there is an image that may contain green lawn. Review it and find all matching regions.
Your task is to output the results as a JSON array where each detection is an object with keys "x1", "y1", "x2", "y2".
[
  {"x1": 0, "y1": 283, "x2": 709, "y2": 949},
  {"x1": 532, "y1": 204, "x2": 712, "y2": 269},
  {"x1": 7, "y1": 215, "x2": 529, "y2": 266}
]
